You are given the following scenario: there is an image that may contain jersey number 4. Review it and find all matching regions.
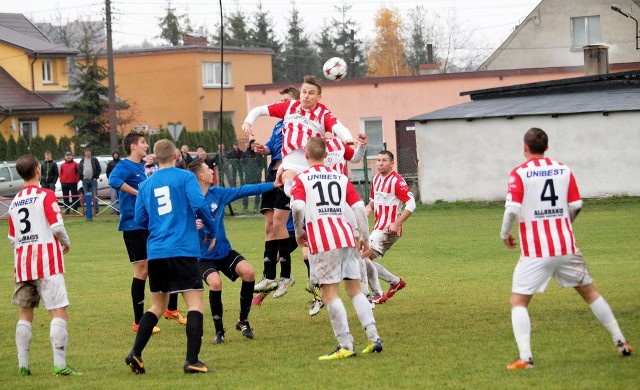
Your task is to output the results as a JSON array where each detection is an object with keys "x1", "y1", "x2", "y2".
[{"x1": 540, "y1": 179, "x2": 559, "y2": 207}]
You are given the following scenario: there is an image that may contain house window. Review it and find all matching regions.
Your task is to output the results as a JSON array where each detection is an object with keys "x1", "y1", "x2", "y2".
[
  {"x1": 362, "y1": 118, "x2": 384, "y2": 159},
  {"x1": 203, "y1": 111, "x2": 235, "y2": 131},
  {"x1": 20, "y1": 120, "x2": 38, "y2": 142},
  {"x1": 571, "y1": 16, "x2": 601, "y2": 48},
  {"x1": 202, "y1": 62, "x2": 231, "y2": 87},
  {"x1": 42, "y1": 60, "x2": 53, "y2": 84}
]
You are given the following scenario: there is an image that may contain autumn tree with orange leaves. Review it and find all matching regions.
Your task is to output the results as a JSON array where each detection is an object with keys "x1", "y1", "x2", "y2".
[{"x1": 367, "y1": 6, "x2": 411, "y2": 77}]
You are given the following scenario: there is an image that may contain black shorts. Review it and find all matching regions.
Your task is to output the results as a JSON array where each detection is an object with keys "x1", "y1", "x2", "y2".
[
  {"x1": 148, "y1": 257, "x2": 203, "y2": 293},
  {"x1": 260, "y1": 170, "x2": 290, "y2": 212},
  {"x1": 199, "y1": 250, "x2": 246, "y2": 283},
  {"x1": 123, "y1": 230, "x2": 149, "y2": 263}
]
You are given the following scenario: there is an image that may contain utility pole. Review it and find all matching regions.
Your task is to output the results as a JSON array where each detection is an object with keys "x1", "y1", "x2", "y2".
[
  {"x1": 105, "y1": 0, "x2": 118, "y2": 149},
  {"x1": 349, "y1": 29, "x2": 356, "y2": 79}
]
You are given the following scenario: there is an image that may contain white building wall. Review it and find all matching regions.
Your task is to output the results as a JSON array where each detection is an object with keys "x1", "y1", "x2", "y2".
[{"x1": 416, "y1": 112, "x2": 640, "y2": 203}]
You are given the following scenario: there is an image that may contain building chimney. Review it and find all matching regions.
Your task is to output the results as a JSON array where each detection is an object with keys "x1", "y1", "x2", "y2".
[
  {"x1": 183, "y1": 34, "x2": 208, "y2": 47},
  {"x1": 583, "y1": 45, "x2": 609, "y2": 76},
  {"x1": 427, "y1": 44, "x2": 434, "y2": 64}
]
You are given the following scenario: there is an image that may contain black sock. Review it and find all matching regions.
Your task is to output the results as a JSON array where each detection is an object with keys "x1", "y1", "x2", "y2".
[
  {"x1": 186, "y1": 311, "x2": 203, "y2": 364},
  {"x1": 239, "y1": 280, "x2": 254, "y2": 322},
  {"x1": 132, "y1": 311, "x2": 158, "y2": 356},
  {"x1": 288, "y1": 233, "x2": 298, "y2": 253},
  {"x1": 209, "y1": 290, "x2": 223, "y2": 333},
  {"x1": 131, "y1": 278, "x2": 146, "y2": 324},
  {"x1": 303, "y1": 259, "x2": 310, "y2": 279},
  {"x1": 278, "y1": 238, "x2": 291, "y2": 278},
  {"x1": 167, "y1": 293, "x2": 178, "y2": 311},
  {"x1": 264, "y1": 240, "x2": 278, "y2": 279}
]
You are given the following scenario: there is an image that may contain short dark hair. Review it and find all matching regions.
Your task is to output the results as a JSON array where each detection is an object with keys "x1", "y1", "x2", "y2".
[
  {"x1": 16, "y1": 154, "x2": 39, "y2": 181},
  {"x1": 305, "y1": 137, "x2": 326, "y2": 160},
  {"x1": 280, "y1": 86, "x2": 300, "y2": 100},
  {"x1": 187, "y1": 160, "x2": 206, "y2": 176},
  {"x1": 524, "y1": 127, "x2": 548, "y2": 154},
  {"x1": 302, "y1": 75, "x2": 322, "y2": 94},
  {"x1": 123, "y1": 131, "x2": 146, "y2": 156},
  {"x1": 378, "y1": 150, "x2": 394, "y2": 162}
]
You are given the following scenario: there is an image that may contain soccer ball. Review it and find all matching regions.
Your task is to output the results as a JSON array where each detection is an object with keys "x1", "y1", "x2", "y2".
[{"x1": 322, "y1": 57, "x2": 348, "y2": 81}]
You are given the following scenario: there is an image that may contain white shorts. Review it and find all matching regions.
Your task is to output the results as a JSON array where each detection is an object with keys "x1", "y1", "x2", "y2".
[
  {"x1": 280, "y1": 149, "x2": 309, "y2": 175},
  {"x1": 369, "y1": 230, "x2": 400, "y2": 258},
  {"x1": 309, "y1": 247, "x2": 361, "y2": 285},
  {"x1": 512, "y1": 251, "x2": 593, "y2": 295},
  {"x1": 12, "y1": 273, "x2": 70, "y2": 310}
]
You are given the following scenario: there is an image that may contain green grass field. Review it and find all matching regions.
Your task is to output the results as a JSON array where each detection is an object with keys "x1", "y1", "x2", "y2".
[{"x1": 1, "y1": 197, "x2": 638, "y2": 389}]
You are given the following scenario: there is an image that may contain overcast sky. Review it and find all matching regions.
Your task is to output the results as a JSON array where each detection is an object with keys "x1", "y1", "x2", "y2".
[{"x1": 4, "y1": 0, "x2": 540, "y2": 49}]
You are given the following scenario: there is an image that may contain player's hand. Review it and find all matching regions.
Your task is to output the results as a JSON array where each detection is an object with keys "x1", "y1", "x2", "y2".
[
  {"x1": 365, "y1": 204, "x2": 373, "y2": 217},
  {"x1": 503, "y1": 234, "x2": 516, "y2": 249},
  {"x1": 357, "y1": 133, "x2": 368, "y2": 145},
  {"x1": 62, "y1": 245, "x2": 70, "y2": 254},
  {"x1": 205, "y1": 236, "x2": 217, "y2": 251},
  {"x1": 242, "y1": 122, "x2": 253, "y2": 139},
  {"x1": 274, "y1": 167, "x2": 285, "y2": 187},
  {"x1": 254, "y1": 142, "x2": 266, "y2": 155},
  {"x1": 296, "y1": 233, "x2": 308, "y2": 248},
  {"x1": 388, "y1": 222, "x2": 401, "y2": 236},
  {"x1": 195, "y1": 218, "x2": 203, "y2": 230}
]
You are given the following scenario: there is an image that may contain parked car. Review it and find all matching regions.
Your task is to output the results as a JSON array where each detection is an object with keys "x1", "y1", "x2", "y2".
[
  {"x1": 54, "y1": 155, "x2": 112, "y2": 198},
  {"x1": 0, "y1": 162, "x2": 24, "y2": 198}
]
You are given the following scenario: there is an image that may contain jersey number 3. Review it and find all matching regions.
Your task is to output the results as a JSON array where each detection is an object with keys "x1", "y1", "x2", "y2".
[{"x1": 154, "y1": 186, "x2": 173, "y2": 215}]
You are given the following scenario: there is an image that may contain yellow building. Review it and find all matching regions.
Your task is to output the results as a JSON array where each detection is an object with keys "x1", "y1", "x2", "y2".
[
  {"x1": 98, "y1": 43, "x2": 273, "y2": 143},
  {"x1": 0, "y1": 13, "x2": 77, "y2": 143}
]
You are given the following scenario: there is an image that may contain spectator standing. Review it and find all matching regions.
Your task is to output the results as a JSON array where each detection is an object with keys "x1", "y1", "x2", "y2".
[
  {"x1": 181, "y1": 145, "x2": 193, "y2": 166},
  {"x1": 144, "y1": 155, "x2": 158, "y2": 177},
  {"x1": 39, "y1": 151, "x2": 58, "y2": 190},
  {"x1": 59, "y1": 152, "x2": 80, "y2": 214},
  {"x1": 9, "y1": 154, "x2": 81, "y2": 376},
  {"x1": 106, "y1": 150, "x2": 121, "y2": 214},
  {"x1": 78, "y1": 148, "x2": 101, "y2": 215},
  {"x1": 225, "y1": 141, "x2": 244, "y2": 187},
  {"x1": 242, "y1": 140, "x2": 264, "y2": 212}
]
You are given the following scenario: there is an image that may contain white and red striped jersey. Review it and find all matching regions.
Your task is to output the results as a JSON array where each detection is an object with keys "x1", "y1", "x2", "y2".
[
  {"x1": 8, "y1": 185, "x2": 66, "y2": 282},
  {"x1": 291, "y1": 165, "x2": 363, "y2": 254},
  {"x1": 324, "y1": 138, "x2": 355, "y2": 175},
  {"x1": 370, "y1": 171, "x2": 414, "y2": 231},
  {"x1": 267, "y1": 100, "x2": 339, "y2": 157},
  {"x1": 506, "y1": 157, "x2": 581, "y2": 258}
]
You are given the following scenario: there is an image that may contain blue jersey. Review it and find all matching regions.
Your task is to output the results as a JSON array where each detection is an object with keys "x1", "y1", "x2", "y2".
[
  {"x1": 265, "y1": 120, "x2": 283, "y2": 171},
  {"x1": 199, "y1": 182, "x2": 274, "y2": 260},
  {"x1": 135, "y1": 167, "x2": 216, "y2": 260},
  {"x1": 108, "y1": 158, "x2": 146, "y2": 231}
]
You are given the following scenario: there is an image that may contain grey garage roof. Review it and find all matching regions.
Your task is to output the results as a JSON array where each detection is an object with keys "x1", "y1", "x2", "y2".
[{"x1": 411, "y1": 71, "x2": 640, "y2": 121}]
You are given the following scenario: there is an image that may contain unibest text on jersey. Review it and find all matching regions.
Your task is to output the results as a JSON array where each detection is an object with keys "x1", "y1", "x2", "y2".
[
  {"x1": 11, "y1": 196, "x2": 37, "y2": 208},
  {"x1": 526, "y1": 168, "x2": 566, "y2": 177}
]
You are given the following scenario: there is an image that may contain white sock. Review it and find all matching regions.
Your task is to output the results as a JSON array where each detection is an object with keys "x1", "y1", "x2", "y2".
[
  {"x1": 373, "y1": 261, "x2": 398, "y2": 284},
  {"x1": 590, "y1": 296, "x2": 625, "y2": 344},
  {"x1": 352, "y1": 294, "x2": 379, "y2": 342},
  {"x1": 511, "y1": 306, "x2": 533, "y2": 362},
  {"x1": 326, "y1": 298, "x2": 353, "y2": 350},
  {"x1": 284, "y1": 179, "x2": 293, "y2": 198},
  {"x1": 359, "y1": 260, "x2": 369, "y2": 295},
  {"x1": 50, "y1": 318, "x2": 68, "y2": 368},
  {"x1": 16, "y1": 320, "x2": 32, "y2": 369},
  {"x1": 365, "y1": 259, "x2": 383, "y2": 296}
]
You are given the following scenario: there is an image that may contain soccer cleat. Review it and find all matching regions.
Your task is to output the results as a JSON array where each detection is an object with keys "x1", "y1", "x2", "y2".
[
  {"x1": 183, "y1": 360, "x2": 209, "y2": 374},
  {"x1": 18, "y1": 367, "x2": 31, "y2": 377},
  {"x1": 318, "y1": 346, "x2": 356, "y2": 361},
  {"x1": 372, "y1": 294, "x2": 388, "y2": 304},
  {"x1": 212, "y1": 331, "x2": 225, "y2": 345},
  {"x1": 617, "y1": 340, "x2": 634, "y2": 356},
  {"x1": 164, "y1": 309, "x2": 187, "y2": 325},
  {"x1": 362, "y1": 339, "x2": 383, "y2": 354},
  {"x1": 506, "y1": 358, "x2": 534, "y2": 370},
  {"x1": 385, "y1": 279, "x2": 406, "y2": 298},
  {"x1": 273, "y1": 277, "x2": 295, "y2": 298},
  {"x1": 53, "y1": 364, "x2": 83, "y2": 376},
  {"x1": 132, "y1": 322, "x2": 160, "y2": 335},
  {"x1": 125, "y1": 351, "x2": 145, "y2": 374},
  {"x1": 254, "y1": 277, "x2": 278, "y2": 292},
  {"x1": 252, "y1": 291, "x2": 270, "y2": 306},
  {"x1": 309, "y1": 299, "x2": 324, "y2": 316},
  {"x1": 236, "y1": 320, "x2": 254, "y2": 339}
]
